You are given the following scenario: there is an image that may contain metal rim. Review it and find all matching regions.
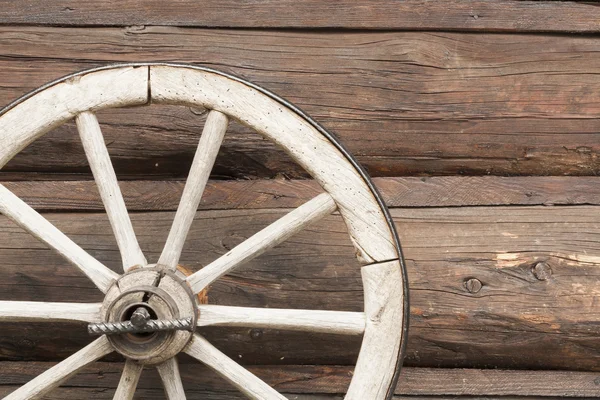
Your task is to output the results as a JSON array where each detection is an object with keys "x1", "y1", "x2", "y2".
[{"x1": 0, "y1": 62, "x2": 409, "y2": 399}]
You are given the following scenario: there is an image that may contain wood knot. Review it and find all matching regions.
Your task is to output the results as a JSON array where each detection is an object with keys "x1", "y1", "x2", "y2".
[
  {"x1": 532, "y1": 262, "x2": 552, "y2": 281},
  {"x1": 249, "y1": 329, "x2": 263, "y2": 340},
  {"x1": 464, "y1": 278, "x2": 482, "y2": 294}
]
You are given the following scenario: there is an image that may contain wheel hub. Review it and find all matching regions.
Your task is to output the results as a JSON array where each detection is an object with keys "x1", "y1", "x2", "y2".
[{"x1": 99, "y1": 267, "x2": 198, "y2": 365}]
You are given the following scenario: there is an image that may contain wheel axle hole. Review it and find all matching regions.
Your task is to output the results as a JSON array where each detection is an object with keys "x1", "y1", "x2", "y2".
[{"x1": 121, "y1": 303, "x2": 158, "y2": 341}]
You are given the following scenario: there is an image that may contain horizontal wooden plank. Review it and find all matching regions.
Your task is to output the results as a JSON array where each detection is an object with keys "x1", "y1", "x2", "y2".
[
  {"x1": 0, "y1": 390, "x2": 342, "y2": 400},
  {"x1": 0, "y1": 1, "x2": 599, "y2": 33},
  {"x1": 0, "y1": 363, "x2": 598, "y2": 398},
  {"x1": 1, "y1": 27, "x2": 599, "y2": 178},
  {"x1": 2, "y1": 177, "x2": 600, "y2": 211},
  {"x1": 1, "y1": 205, "x2": 600, "y2": 370},
  {"x1": 0, "y1": 393, "x2": 577, "y2": 400}
]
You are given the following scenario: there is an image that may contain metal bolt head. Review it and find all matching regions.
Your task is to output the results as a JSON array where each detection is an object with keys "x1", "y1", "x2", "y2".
[
  {"x1": 130, "y1": 307, "x2": 151, "y2": 327},
  {"x1": 533, "y1": 262, "x2": 552, "y2": 281},
  {"x1": 465, "y1": 278, "x2": 482, "y2": 294}
]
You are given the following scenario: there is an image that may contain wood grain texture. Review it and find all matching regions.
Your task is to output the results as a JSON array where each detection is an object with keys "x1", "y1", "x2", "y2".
[
  {"x1": 1, "y1": 363, "x2": 599, "y2": 398},
  {"x1": 0, "y1": 28, "x2": 599, "y2": 178},
  {"x1": 197, "y1": 305, "x2": 365, "y2": 335},
  {"x1": 2, "y1": 177, "x2": 600, "y2": 211},
  {"x1": 113, "y1": 359, "x2": 143, "y2": 400},
  {"x1": 1, "y1": 205, "x2": 600, "y2": 370},
  {"x1": 347, "y1": 260, "x2": 405, "y2": 399},
  {"x1": 0, "y1": 184, "x2": 119, "y2": 293},
  {"x1": 186, "y1": 193, "x2": 337, "y2": 293},
  {"x1": 0, "y1": 301, "x2": 102, "y2": 323},
  {"x1": 156, "y1": 357, "x2": 186, "y2": 400},
  {"x1": 159, "y1": 110, "x2": 229, "y2": 270},
  {"x1": 1, "y1": 389, "x2": 346, "y2": 400},
  {"x1": 0, "y1": 65, "x2": 148, "y2": 170},
  {"x1": 2, "y1": 336, "x2": 113, "y2": 400},
  {"x1": 76, "y1": 111, "x2": 147, "y2": 271},
  {"x1": 185, "y1": 334, "x2": 287, "y2": 399},
  {"x1": 0, "y1": 1, "x2": 599, "y2": 32},
  {"x1": 150, "y1": 65, "x2": 398, "y2": 264}
]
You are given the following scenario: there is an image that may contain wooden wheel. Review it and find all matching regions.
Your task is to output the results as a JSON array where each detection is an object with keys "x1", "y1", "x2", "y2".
[{"x1": 0, "y1": 63, "x2": 408, "y2": 399}]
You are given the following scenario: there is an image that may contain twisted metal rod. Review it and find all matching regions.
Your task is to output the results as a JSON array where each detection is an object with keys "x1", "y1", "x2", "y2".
[{"x1": 88, "y1": 317, "x2": 193, "y2": 335}]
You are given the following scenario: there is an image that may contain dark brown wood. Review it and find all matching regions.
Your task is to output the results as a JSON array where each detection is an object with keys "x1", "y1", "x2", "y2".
[
  {"x1": 1, "y1": 205, "x2": 600, "y2": 370},
  {"x1": 0, "y1": 363, "x2": 598, "y2": 398},
  {"x1": 3, "y1": 177, "x2": 600, "y2": 211},
  {"x1": 0, "y1": 1, "x2": 599, "y2": 33},
  {"x1": 1, "y1": 27, "x2": 600, "y2": 178},
  {"x1": 0, "y1": 389, "x2": 344, "y2": 400}
]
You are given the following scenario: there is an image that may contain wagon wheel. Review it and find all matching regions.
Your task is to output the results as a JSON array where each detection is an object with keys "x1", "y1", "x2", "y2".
[{"x1": 0, "y1": 63, "x2": 408, "y2": 400}]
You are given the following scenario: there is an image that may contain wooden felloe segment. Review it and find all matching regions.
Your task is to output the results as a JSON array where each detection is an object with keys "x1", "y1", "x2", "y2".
[
  {"x1": 0, "y1": 0, "x2": 599, "y2": 33},
  {"x1": 347, "y1": 260, "x2": 405, "y2": 399},
  {"x1": 150, "y1": 65, "x2": 398, "y2": 264},
  {"x1": 2, "y1": 29, "x2": 600, "y2": 179},
  {"x1": 0, "y1": 65, "x2": 148, "y2": 170}
]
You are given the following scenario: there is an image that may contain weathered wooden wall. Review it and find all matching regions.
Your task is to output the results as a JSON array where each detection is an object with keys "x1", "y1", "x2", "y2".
[{"x1": 1, "y1": 1, "x2": 600, "y2": 398}]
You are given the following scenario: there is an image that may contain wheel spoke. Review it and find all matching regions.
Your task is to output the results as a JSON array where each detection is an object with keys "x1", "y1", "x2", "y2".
[
  {"x1": 197, "y1": 305, "x2": 365, "y2": 335},
  {"x1": 158, "y1": 110, "x2": 228, "y2": 269},
  {"x1": 0, "y1": 184, "x2": 119, "y2": 293},
  {"x1": 156, "y1": 357, "x2": 186, "y2": 399},
  {"x1": 113, "y1": 359, "x2": 143, "y2": 400},
  {"x1": 76, "y1": 111, "x2": 147, "y2": 272},
  {"x1": 4, "y1": 336, "x2": 113, "y2": 400},
  {"x1": 0, "y1": 301, "x2": 102, "y2": 323},
  {"x1": 185, "y1": 334, "x2": 286, "y2": 400},
  {"x1": 186, "y1": 192, "x2": 336, "y2": 294}
]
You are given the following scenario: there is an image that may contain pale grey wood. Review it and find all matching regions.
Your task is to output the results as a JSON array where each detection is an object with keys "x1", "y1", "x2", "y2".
[
  {"x1": 185, "y1": 335, "x2": 287, "y2": 400},
  {"x1": 0, "y1": 184, "x2": 119, "y2": 293},
  {"x1": 346, "y1": 260, "x2": 406, "y2": 399},
  {"x1": 186, "y1": 192, "x2": 337, "y2": 294},
  {"x1": 113, "y1": 359, "x2": 143, "y2": 400},
  {"x1": 197, "y1": 305, "x2": 365, "y2": 335},
  {"x1": 158, "y1": 110, "x2": 229, "y2": 269},
  {"x1": 0, "y1": 66, "x2": 149, "y2": 169},
  {"x1": 3, "y1": 336, "x2": 113, "y2": 400},
  {"x1": 0, "y1": 301, "x2": 102, "y2": 323},
  {"x1": 156, "y1": 357, "x2": 186, "y2": 400},
  {"x1": 76, "y1": 111, "x2": 147, "y2": 272},
  {"x1": 150, "y1": 66, "x2": 398, "y2": 264},
  {"x1": 0, "y1": 64, "x2": 407, "y2": 399}
]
